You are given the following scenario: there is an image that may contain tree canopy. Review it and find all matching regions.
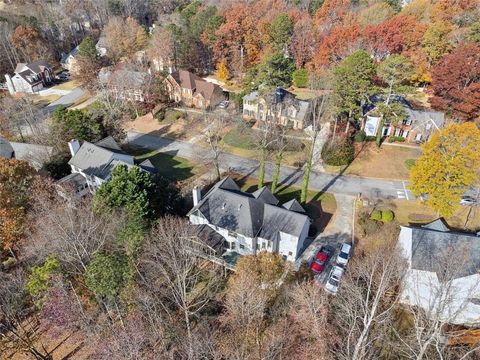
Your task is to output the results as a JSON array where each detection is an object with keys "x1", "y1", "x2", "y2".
[{"x1": 409, "y1": 123, "x2": 480, "y2": 217}]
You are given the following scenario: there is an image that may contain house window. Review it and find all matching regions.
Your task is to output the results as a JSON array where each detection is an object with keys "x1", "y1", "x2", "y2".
[
  {"x1": 228, "y1": 230, "x2": 236, "y2": 237},
  {"x1": 415, "y1": 133, "x2": 422, "y2": 142},
  {"x1": 288, "y1": 251, "x2": 293, "y2": 257},
  {"x1": 267, "y1": 240, "x2": 272, "y2": 249},
  {"x1": 240, "y1": 244, "x2": 245, "y2": 250},
  {"x1": 230, "y1": 242, "x2": 236, "y2": 250},
  {"x1": 262, "y1": 242, "x2": 266, "y2": 249},
  {"x1": 402, "y1": 118, "x2": 412, "y2": 126}
]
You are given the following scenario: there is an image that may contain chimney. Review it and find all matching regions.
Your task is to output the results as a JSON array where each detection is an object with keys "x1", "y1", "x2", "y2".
[
  {"x1": 192, "y1": 186, "x2": 201, "y2": 206},
  {"x1": 4, "y1": 74, "x2": 15, "y2": 95},
  {"x1": 68, "y1": 139, "x2": 81, "y2": 157}
]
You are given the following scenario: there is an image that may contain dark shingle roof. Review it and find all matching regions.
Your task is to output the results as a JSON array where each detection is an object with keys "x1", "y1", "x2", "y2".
[
  {"x1": 0, "y1": 136, "x2": 14, "y2": 159},
  {"x1": 252, "y1": 186, "x2": 279, "y2": 205},
  {"x1": 190, "y1": 177, "x2": 310, "y2": 239},
  {"x1": 410, "y1": 220, "x2": 480, "y2": 279},
  {"x1": 282, "y1": 199, "x2": 306, "y2": 213}
]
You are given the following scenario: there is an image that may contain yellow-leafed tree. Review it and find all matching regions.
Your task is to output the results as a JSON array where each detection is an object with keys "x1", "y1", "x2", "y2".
[
  {"x1": 217, "y1": 59, "x2": 229, "y2": 82},
  {"x1": 409, "y1": 123, "x2": 480, "y2": 217}
]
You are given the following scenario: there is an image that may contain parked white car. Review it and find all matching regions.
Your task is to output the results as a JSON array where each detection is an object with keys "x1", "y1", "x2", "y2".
[
  {"x1": 325, "y1": 265, "x2": 344, "y2": 295},
  {"x1": 337, "y1": 243, "x2": 352, "y2": 267},
  {"x1": 460, "y1": 196, "x2": 477, "y2": 206}
]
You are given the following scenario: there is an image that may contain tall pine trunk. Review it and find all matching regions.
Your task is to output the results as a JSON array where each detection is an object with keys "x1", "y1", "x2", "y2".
[
  {"x1": 301, "y1": 141, "x2": 315, "y2": 204},
  {"x1": 257, "y1": 147, "x2": 266, "y2": 189},
  {"x1": 271, "y1": 153, "x2": 282, "y2": 193}
]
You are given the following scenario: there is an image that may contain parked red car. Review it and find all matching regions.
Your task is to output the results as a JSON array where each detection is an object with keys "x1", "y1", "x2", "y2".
[{"x1": 310, "y1": 247, "x2": 332, "y2": 273}]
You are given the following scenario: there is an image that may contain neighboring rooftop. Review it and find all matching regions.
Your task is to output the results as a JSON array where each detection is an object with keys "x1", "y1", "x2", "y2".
[
  {"x1": 170, "y1": 70, "x2": 223, "y2": 101},
  {"x1": 0, "y1": 136, "x2": 14, "y2": 159},
  {"x1": 68, "y1": 137, "x2": 134, "y2": 180},
  {"x1": 189, "y1": 177, "x2": 310, "y2": 239},
  {"x1": 406, "y1": 219, "x2": 480, "y2": 279}
]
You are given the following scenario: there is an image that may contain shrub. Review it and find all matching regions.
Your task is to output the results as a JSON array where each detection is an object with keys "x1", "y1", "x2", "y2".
[
  {"x1": 388, "y1": 136, "x2": 406, "y2": 143},
  {"x1": 321, "y1": 137, "x2": 355, "y2": 166},
  {"x1": 354, "y1": 131, "x2": 366, "y2": 142},
  {"x1": 292, "y1": 68, "x2": 309, "y2": 88},
  {"x1": 361, "y1": 218, "x2": 382, "y2": 236},
  {"x1": 370, "y1": 210, "x2": 382, "y2": 221},
  {"x1": 365, "y1": 135, "x2": 377, "y2": 141},
  {"x1": 404, "y1": 159, "x2": 416, "y2": 170},
  {"x1": 381, "y1": 210, "x2": 395, "y2": 223}
]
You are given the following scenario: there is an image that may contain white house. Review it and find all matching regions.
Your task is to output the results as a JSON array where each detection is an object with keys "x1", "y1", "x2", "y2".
[
  {"x1": 5, "y1": 60, "x2": 53, "y2": 95},
  {"x1": 61, "y1": 136, "x2": 154, "y2": 196},
  {"x1": 60, "y1": 46, "x2": 80, "y2": 71},
  {"x1": 187, "y1": 177, "x2": 312, "y2": 262},
  {"x1": 363, "y1": 95, "x2": 445, "y2": 143},
  {"x1": 96, "y1": 36, "x2": 107, "y2": 57},
  {"x1": 398, "y1": 219, "x2": 480, "y2": 327}
]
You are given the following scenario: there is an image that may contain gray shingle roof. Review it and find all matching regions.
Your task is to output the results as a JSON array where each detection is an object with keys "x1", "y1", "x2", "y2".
[
  {"x1": 0, "y1": 136, "x2": 14, "y2": 159},
  {"x1": 282, "y1": 199, "x2": 306, "y2": 213},
  {"x1": 68, "y1": 138, "x2": 134, "y2": 180},
  {"x1": 252, "y1": 186, "x2": 279, "y2": 205},
  {"x1": 190, "y1": 177, "x2": 310, "y2": 239},
  {"x1": 410, "y1": 220, "x2": 480, "y2": 279}
]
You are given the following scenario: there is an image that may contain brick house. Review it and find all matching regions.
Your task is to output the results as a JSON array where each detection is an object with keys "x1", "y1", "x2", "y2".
[{"x1": 164, "y1": 70, "x2": 225, "y2": 109}]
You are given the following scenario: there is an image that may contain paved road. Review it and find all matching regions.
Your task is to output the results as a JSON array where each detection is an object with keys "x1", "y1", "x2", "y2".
[
  {"x1": 43, "y1": 88, "x2": 86, "y2": 114},
  {"x1": 127, "y1": 130, "x2": 411, "y2": 199}
]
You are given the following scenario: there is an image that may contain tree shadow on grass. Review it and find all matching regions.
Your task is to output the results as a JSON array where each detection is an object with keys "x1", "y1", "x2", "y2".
[{"x1": 138, "y1": 150, "x2": 195, "y2": 182}]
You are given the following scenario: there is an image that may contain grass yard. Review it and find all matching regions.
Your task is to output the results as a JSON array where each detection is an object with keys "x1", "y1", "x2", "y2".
[
  {"x1": 337, "y1": 142, "x2": 422, "y2": 180},
  {"x1": 51, "y1": 80, "x2": 79, "y2": 91},
  {"x1": 32, "y1": 94, "x2": 61, "y2": 106},
  {"x1": 371, "y1": 199, "x2": 480, "y2": 232},
  {"x1": 132, "y1": 148, "x2": 204, "y2": 182}
]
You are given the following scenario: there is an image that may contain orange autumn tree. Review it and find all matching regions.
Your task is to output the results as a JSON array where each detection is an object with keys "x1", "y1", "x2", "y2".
[{"x1": 0, "y1": 158, "x2": 35, "y2": 254}]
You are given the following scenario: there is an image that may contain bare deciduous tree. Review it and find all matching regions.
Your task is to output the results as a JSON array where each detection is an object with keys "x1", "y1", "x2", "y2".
[
  {"x1": 332, "y1": 241, "x2": 406, "y2": 360},
  {"x1": 140, "y1": 216, "x2": 221, "y2": 360}
]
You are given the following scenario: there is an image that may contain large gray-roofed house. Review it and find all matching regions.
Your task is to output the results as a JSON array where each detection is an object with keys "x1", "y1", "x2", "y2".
[
  {"x1": 188, "y1": 177, "x2": 312, "y2": 262},
  {"x1": 64, "y1": 137, "x2": 135, "y2": 194},
  {"x1": 398, "y1": 219, "x2": 480, "y2": 326},
  {"x1": 242, "y1": 88, "x2": 313, "y2": 130}
]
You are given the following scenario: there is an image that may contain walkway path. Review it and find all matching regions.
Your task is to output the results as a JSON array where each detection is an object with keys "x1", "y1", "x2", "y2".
[{"x1": 126, "y1": 130, "x2": 409, "y2": 199}]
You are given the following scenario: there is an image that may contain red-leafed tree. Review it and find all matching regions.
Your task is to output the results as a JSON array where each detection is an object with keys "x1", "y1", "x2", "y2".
[
  {"x1": 290, "y1": 13, "x2": 316, "y2": 68},
  {"x1": 310, "y1": 23, "x2": 361, "y2": 69},
  {"x1": 429, "y1": 42, "x2": 480, "y2": 121},
  {"x1": 213, "y1": 3, "x2": 262, "y2": 74},
  {"x1": 364, "y1": 15, "x2": 427, "y2": 59},
  {"x1": 315, "y1": 0, "x2": 351, "y2": 30}
]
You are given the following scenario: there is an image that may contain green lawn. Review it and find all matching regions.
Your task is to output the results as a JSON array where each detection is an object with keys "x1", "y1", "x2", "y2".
[
  {"x1": 51, "y1": 80, "x2": 79, "y2": 91},
  {"x1": 134, "y1": 148, "x2": 201, "y2": 182},
  {"x1": 223, "y1": 125, "x2": 255, "y2": 150}
]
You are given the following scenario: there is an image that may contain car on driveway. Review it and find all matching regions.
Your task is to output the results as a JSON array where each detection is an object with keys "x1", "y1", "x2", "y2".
[
  {"x1": 460, "y1": 196, "x2": 477, "y2": 206},
  {"x1": 325, "y1": 265, "x2": 344, "y2": 295},
  {"x1": 336, "y1": 243, "x2": 352, "y2": 267},
  {"x1": 217, "y1": 100, "x2": 229, "y2": 109},
  {"x1": 310, "y1": 247, "x2": 333, "y2": 273}
]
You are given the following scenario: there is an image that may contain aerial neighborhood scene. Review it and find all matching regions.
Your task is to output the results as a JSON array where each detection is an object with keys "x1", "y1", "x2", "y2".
[{"x1": 1, "y1": 0, "x2": 480, "y2": 359}]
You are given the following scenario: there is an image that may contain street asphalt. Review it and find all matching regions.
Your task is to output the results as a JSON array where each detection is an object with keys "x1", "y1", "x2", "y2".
[{"x1": 126, "y1": 130, "x2": 412, "y2": 200}]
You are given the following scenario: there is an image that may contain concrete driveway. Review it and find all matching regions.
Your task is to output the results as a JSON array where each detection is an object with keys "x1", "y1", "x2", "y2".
[
  {"x1": 296, "y1": 194, "x2": 355, "y2": 274},
  {"x1": 43, "y1": 88, "x2": 86, "y2": 114}
]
